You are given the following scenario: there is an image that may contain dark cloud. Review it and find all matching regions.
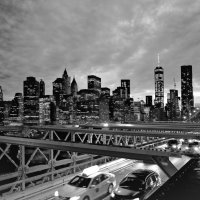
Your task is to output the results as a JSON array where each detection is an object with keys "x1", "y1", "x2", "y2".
[{"x1": 0, "y1": 0, "x2": 200, "y2": 104}]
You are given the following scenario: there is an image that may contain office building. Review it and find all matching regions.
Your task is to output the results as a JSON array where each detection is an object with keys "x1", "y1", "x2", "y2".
[
  {"x1": 121, "y1": 79, "x2": 130, "y2": 98},
  {"x1": 53, "y1": 78, "x2": 63, "y2": 106},
  {"x1": 71, "y1": 77, "x2": 78, "y2": 96},
  {"x1": 39, "y1": 79, "x2": 45, "y2": 97},
  {"x1": 154, "y1": 66, "x2": 164, "y2": 108},
  {"x1": 88, "y1": 75, "x2": 101, "y2": 94},
  {"x1": 169, "y1": 89, "x2": 180, "y2": 120},
  {"x1": 181, "y1": 65, "x2": 194, "y2": 115},
  {"x1": 146, "y1": 96, "x2": 152, "y2": 107},
  {"x1": 113, "y1": 87, "x2": 127, "y2": 99},
  {"x1": 9, "y1": 93, "x2": 23, "y2": 121},
  {"x1": 39, "y1": 95, "x2": 56, "y2": 125},
  {"x1": 23, "y1": 77, "x2": 40, "y2": 124},
  {"x1": 99, "y1": 97, "x2": 109, "y2": 122},
  {"x1": 62, "y1": 69, "x2": 71, "y2": 95},
  {"x1": 101, "y1": 87, "x2": 110, "y2": 98}
]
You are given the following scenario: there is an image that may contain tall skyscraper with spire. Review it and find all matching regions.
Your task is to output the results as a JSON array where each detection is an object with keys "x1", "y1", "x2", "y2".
[
  {"x1": 181, "y1": 65, "x2": 194, "y2": 116},
  {"x1": 62, "y1": 69, "x2": 71, "y2": 95},
  {"x1": 154, "y1": 54, "x2": 164, "y2": 108}
]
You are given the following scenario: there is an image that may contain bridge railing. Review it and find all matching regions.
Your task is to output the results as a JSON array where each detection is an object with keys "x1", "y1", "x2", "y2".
[{"x1": 146, "y1": 158, "x2": 198, "y2": 200}]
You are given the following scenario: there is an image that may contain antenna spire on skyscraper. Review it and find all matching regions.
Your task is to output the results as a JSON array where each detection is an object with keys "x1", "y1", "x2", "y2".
[
  {"x1": 174, "y1": 78, "x2": 176, "y2": 89},
  {"x1": 157, "y1": 53, "x2": 160, "y2": 66}
]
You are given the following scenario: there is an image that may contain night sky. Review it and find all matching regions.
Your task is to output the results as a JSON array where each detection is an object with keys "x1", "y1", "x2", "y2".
[{"x1": 1, "y1": 0, "x2": 200, "y2": 104}]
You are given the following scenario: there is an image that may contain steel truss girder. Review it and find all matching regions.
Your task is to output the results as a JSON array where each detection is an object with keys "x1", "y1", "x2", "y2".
[
  {"x1": 0, "y1": 144, "x2": 19, "y2": 168},
  {"x1": 0, "y1": 130, "x2": 114, "y2": 195},
  {"x1": 0, "y1": 136, "x2": 181, "y2": 158},
  {"x1": 21, "y1": 126, "x2": 200, "y2": 139},
  {"x1": 152, "y1": 156, "x2": 178, "y2": 177},
  {"x1": 1, "y1": 125, "x2": 200, "y2": 139}
]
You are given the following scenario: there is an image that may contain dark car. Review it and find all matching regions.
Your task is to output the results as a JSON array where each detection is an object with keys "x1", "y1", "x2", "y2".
[
  {"x1": 166, "y1": 139, "x2": 181, "y2": 150},
  {"x1": 110, "y1": 169, "x2": 161, "y2": 200}
]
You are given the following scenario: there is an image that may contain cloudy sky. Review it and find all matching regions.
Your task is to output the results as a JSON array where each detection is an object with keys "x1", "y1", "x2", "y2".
[{"x1": 1, "y1": 0, "x2": 200, "y2": 104}]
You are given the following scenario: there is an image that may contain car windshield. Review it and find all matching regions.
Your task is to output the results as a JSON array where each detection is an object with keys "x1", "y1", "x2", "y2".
[
  {"x1": 189, "y1": 142, "x2": 198, "y2": 147},
  {"x1": 68, "y1": 175, "x2": 91, "y2": 188},
  {"x1": 168, "y1": 140, "x2": 178, "y2": 146},
  {"x1": 119, "y1": 177, "x2": 144, "y2": 191}
]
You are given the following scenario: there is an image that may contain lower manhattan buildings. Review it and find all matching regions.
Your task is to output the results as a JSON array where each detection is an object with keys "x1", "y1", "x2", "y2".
[{"x1": 0, "y1": 63, "x2": 198, "y2": 125}]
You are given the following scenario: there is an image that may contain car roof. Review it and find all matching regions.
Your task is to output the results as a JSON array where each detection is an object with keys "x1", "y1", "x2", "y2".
[
  {"x1": 127, "y1": 169, "x2": 156, "y2": 181},
  {"x1": 81, "y1": 171, "x2": 109, "y2": 178}
]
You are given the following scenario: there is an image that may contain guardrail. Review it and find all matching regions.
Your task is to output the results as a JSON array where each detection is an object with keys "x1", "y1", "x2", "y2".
[
  {"x1": 0, "y1": 155, "x2": 114, "y2": 198},
  {"x1": 2, "y1": 158, "x2": 134, "y2": 200}
]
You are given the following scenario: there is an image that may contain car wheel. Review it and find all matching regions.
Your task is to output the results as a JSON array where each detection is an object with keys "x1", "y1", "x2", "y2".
[
  {"x1": 107, "y1": 184, "x2": 114, "y2": 194},
  {"x1": 83, "y1": 196, "x2": 90, "y2": 200}
]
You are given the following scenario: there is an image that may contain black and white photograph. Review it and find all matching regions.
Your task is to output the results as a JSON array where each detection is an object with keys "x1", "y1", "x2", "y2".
[{"x1": 0, "y1": 1, "x2": 200, "y2": 200}]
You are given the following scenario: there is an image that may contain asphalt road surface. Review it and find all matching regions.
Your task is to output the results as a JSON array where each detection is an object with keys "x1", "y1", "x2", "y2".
[{"x1": 99, "y1": 160, "x2": 168, "y2": 200}]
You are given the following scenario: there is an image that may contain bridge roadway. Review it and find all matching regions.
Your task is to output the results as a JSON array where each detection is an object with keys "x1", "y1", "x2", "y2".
[
  {"x1": 1, "y1": 123, "x2": 200, "y2": 178},
  {"x1": 0, "y1": 123, "x2": 199, "y2": 199},
  {"x1": 4, "y1": 156, "x2": 190, "y2": 200},
  {"x1": 2, "y1": 125, "x2": 200, "y2": 139}
]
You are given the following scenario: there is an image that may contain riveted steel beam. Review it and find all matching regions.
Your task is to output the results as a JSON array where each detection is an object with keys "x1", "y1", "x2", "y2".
[
  {"x1": 0, "y1": 136, "x2": 181, "y2": 159},
  {"x1": 152, "y1": 156, "x2": 178, "y2": 177}
]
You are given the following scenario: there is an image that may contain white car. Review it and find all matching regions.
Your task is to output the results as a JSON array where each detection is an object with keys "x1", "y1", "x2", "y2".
[{"x1": 54, "y1": 165, "x2": 116, "y2": 200}]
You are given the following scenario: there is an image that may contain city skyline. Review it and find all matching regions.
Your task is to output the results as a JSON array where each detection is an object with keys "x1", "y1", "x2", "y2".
[{"x1": 1, "y1": 1, "x2": 200, "y2": 103}]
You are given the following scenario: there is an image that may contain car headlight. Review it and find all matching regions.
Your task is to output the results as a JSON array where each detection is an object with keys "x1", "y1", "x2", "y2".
[
  {"x1": 194, "y1": 147, "x2": 198, "y2": 151},
  {"x1": 133, "y1": 198, "x2": 140, "y2": 200},
  {"x1": 70, "y1": 196, "x2": 80, "y2": 200},
  {"x1": 54, "y1": 191, "x2": 59, "y2": 197},
  {"x1": 110, "y1": 191, "x2": 115, "y2": 198},
  {"x1": 172, "y1": 144, "x2": 177, "y2": 149}
]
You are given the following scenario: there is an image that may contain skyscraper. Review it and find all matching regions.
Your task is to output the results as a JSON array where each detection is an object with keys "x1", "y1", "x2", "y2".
[
  {"x1": 62, "y1": 69, "x2": 71, "y2": 95},
  {"x1": 9, "y1": 93, "x2": 23, "y2": 121},
  {"x1": 169, "y1": 89, "x2": 180, "y2": 120},
  {"x1": 101, "y1": 87, "x2": 110, "y2": 98},
  {"x1": 146, "y1": 95, "x2": 152, "y2": 107},
  {"x1": 24, "y1": 77, "x2": 40, "y2": 97},
  {"x1": 23, "y1": 77, "x2": 40, "y2": 123},
  {"x1": 88, "y1": 75, "x2": 101, "y2": 94},
  {"x1": 121, "y1": 79, "x2": 130, "y2": 98},
  {"x1": 39, "y1": 95, "x2": 56, "y2": 125},
  {"x1": 39, "y1": 79, "x2": 45, "y2": 97},
  {"x1": 53, "y1": 78, "x2": 63, "y2": 106},
  {"x1": 71, "y1": 77, "x2": 78, "y2": 96},
  {"x1": 154, "y1": 66, "x2": 164, "y2": 108},
  {"x1": 181, "y1": 65, "x2": 194, "y2": 115}
]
